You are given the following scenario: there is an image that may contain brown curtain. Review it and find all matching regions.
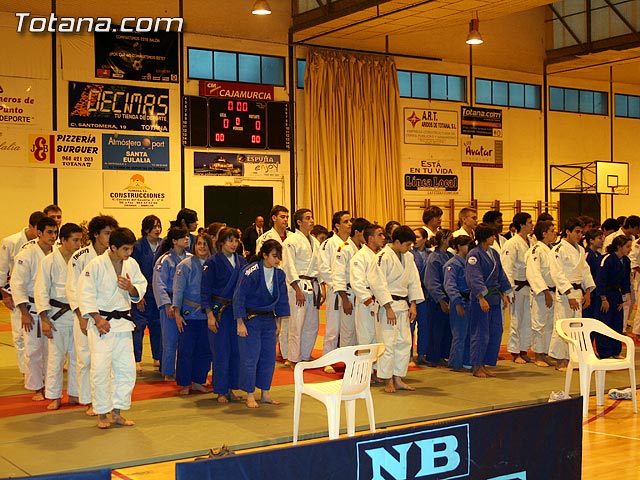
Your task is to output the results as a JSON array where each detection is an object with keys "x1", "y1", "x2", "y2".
[{"x1": 303, "y1": 48, "x2": 403, "y2": 226}]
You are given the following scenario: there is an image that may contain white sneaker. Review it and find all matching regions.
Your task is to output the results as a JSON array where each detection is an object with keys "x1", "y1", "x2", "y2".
[
  {"x1": 608, "y1": 388, "x2": 633, "y2": 400},
  {"x1": 548, "y1": 391, "x2": 571, "y2": 402}
]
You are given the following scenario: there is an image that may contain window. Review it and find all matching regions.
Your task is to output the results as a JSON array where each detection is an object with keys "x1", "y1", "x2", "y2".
[
  {"x1": 475, "y1": 78, "x2": 541, "y2": 109},
  {"x1": 187, "y1": 48, "x2": 285, "y2": 86},
  {"x1": 615, "y1": 93, "x2": 640, "y2": 119},
  {"x1": 397, "y1": 70, "x2": 466, "y2": 102},
  {"x1": 549, "y1": 86, "x2": 608, "y2": 115},
  {"x1": 297, "y1": 59, "x2": 306, "y2": 89}
]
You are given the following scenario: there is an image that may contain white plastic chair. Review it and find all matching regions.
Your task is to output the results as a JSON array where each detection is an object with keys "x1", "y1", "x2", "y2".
[
  {"x1": 293, "y1": 343, "x2": 385, "y2": 445},
  {"x1": 555, "y1": 318, "x2": 637, "y2": 417}
]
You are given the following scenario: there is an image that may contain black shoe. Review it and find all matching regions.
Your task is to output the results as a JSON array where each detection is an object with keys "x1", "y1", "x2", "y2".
[{"x1": 415, "y1": 355, "x2": 428, "y2": 366}]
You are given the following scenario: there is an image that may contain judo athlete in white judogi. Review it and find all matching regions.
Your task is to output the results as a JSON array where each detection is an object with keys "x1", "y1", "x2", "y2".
[
  {"x1": 369, "y1": 226, "x2": 424, "y2": 393},
  {"x1": 10, "y1": 217, "x2": 58, "y2": 400},
  {"x1": 0, "y1": 211, "x2": 44, "y2": 374},
  {"x1": 350, "y1": 225, "x2": 387, "y2": 347},
  {"x1": 548, "y1": 218, "x2": 595, "y2": 371},
  {"x1": 317, "y1": 211, "x2": 352, "y2": 373},
  {"x1": 34, "y1": 223, "x2": 83, "y2": 410},
  {"x1": 66, "y1": 215, "x2": 118, "y2": 416},
  {"x1": 78, "y1": 227, "x2": 147, "y2": 429},
  {"x1": 524, "y1": 220, "x2": 557, "y2": 368},
  {"x1": 501, "y1": 212, "x2": 533, "y2": 364},
  {"x1": 281, "y1": 209, "x2": 325, "y2": 366}
]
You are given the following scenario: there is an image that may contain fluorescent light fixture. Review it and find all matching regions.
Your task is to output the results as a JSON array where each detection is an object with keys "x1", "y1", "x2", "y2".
[{"x1": 252, "y1": 0, "x2": 272, "y2": 15}]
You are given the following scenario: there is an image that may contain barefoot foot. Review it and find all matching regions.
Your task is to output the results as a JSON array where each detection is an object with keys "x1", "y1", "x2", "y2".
[
  {"x1": 32, "y1": 389, "x2": 45, "y2": 401},
  {"x1": 47, "y1": 398, "x2": 62, "y2": 410},
  {"x1": 383, "y1": 379, "x2": 396, "y2": 393},
  {"x1": 246, "y1": 394, "x2": 259, "y2": 408},
  {"x1": 97, "y1": 414, "x2": 111, "y2": 429},
  {"x1": 85, "y1": 404, "x2": 97, "y2": 417},
  {"x1": 393, "y1": 377, "x2": 415, "y2": 391},
  {"x1": 217, "y1": 394, "x2": 229, "y2": 403},
  {"x1": 191, "y1": 383, "x2": 210, "y2": 393},
  {"x1": 68, "y1": 395, "x2": 80, "y2": 405},
  {"x1": 178, "y1": 387, "x2": 190, "y2": 396},
  {"x1": 112, "y1": 414, "x2": 135, "y2": 426},
  {"x1": 260, "y1": 391, "x2": 280, "y2": 405}
]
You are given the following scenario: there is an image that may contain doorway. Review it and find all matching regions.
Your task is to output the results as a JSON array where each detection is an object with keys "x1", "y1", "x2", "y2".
[{"x1": 204, "y1": 186, "x2": 273, "y2": 232}]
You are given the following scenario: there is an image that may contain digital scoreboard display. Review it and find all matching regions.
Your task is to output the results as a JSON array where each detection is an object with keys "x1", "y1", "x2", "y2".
[{"x1": 182, "y1": 96, "x2": 290, "y2": 150}]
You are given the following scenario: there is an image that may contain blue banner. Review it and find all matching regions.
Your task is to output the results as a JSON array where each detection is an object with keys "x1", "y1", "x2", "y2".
[
  {"x1": 68, "y1": 82, "x2": 169, "y2": 132},
  {"x1": 194, "y1": 152, "x2": 243, "y2": 176},
  {"x1": 102, "y1": 133, "x2": 169, "y2": 171}
]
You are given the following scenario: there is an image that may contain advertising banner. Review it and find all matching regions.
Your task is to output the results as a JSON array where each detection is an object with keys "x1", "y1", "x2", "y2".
[
  {"x1": 199, "y1": 80, "x2": 274, "y2": 101},
  {"x1": 404, "y1": 108, "x2": 458, "y2": 146},
  {"x1": 243, "y1": 153, "x2": 281, "y2": 178},
  {"x1": 404, "y1": 158, "x2": 460, "y2": 194},
  {"x1": 462, "y1": 137, "x2": 504, "y2": 168},
  {"x1": 26, "y1": 131, "x2": 101, "y2": 169},
  {"x1": 0, "y1": 76, "x2": 45, "y2": 128},
  {"x1": 68, "y1": 81, "x2": 169, "y2": 132},
  {"x1": 102, "y1": 133, "x2": 169, "y2": 171},
  {"x1": 460, "y1": 106, "x2": 502, "y2": 137},
  {"x1": 95, "y1": 32, "x2": 179, "y2": 83},
  {"x1": 193, "y1": 152, "x2": 244, "y2": 176},
  {"x1": 103, "y1": 171, "x2": 170, "y2": 208},
  {"x1": 0, "y1": 127, "x2": 25, "y2": 166}
]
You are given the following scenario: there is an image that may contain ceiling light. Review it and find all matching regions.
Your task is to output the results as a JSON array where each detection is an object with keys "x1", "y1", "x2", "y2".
[
  {"x1": 252, "y1": 0, "x2": 272, "y2": 15},
  {"x1": 466, "y1": 18, "x2": 483, "y2": 45}
]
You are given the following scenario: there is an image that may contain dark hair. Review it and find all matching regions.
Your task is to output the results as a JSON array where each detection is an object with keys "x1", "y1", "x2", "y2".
[
  {"x1": 413, "y1": 227, "x2": 426, "y2": 240},
  {"x1": 601, "y1": 218, "x2": 619, "y2": 232},
  {"x1": 624, "y1": 215, "x2": 640, "y2": 230},
  {"x1": 606, "y1": 234, "x2": 632, "y2": 255},
  {"x1": 512, "y1": 212, "x2": 531, "y2": 232},
  {"x1": 429, "y1": 229, "x2": 452, "y2": 249},
  {"x1": 109, "y1": 227, "x2": 136, "y2": 248},
  {"x1": 331, "y1": 211, "x2": 350, "y2": 232},
  {"x1": 351, "y1": 217, "x2": 370, "y2": 237},
  {"x1": 28, "y1": 211, "x2": 46, "y2": 227},
  {"x1": 260, "y1": 239, "x2": 283, "y2": 260},
  {"x1": 206, "y1": 222, "x2": 226, "y2": 238},
  {"x1": 616, "y1": 216, "x2": 627, "y2": 226},
  {"x1": 293, "y1": 208, "x2": 312, "y2": 230},
  {"x1": 37, "y1": 217, "x2": 58, "y2": 233},
  {"x1": 171, "y1": 208, "x2": 198, "y2": 229},
  {"x1": 88, "y1": 215, "x2": 119, "y2": 243},
  {"x1": 482, "y1": 210, "x2": 503, "y2": 224},
  {"x1": 269, "y1": 205, "x2": 289, "y2": 226},
  {"x1": 475, "y1": 223, "x2": 496, "y2": 244},
  {"x1": 391, "y1": 225, "x2": 416, "y2": 244},
  {"x1": 384, "y1": 220, "x2": 401, "y2": 236},
  {"x1": 576, "y1": 215, "x2": 594, "y2": 227},
  {"x1": 141, "y1": 215, "x2": 162, "y2": 237},
  {"x1": 311, "y1": 225, "x2": 329, "y2": 238},
  {"x1": 537, "y1": 212, "x2": 554, "y2": 222},
  {"x1": 59, "y1": 222, "x2": 83, "y2": 240},
  {"x1": 533, "y1": 220, "x2": 554, "y2": 241},
  {"x1": 561, "y1": 217, "x2": 584, "y2": 237},
  {"x1": 43, "y1": 204, "x2": 62, "y2": 215},
  {"x1": 159, "y1": 226, "x2": 189, "y2": 255},
  {"x1": 585, "y1": 229, "x2": 604, "y2": 245},
  {"x1": 216, "y1": 226, "x2": 240, "y2": 252},
  {"x1": 451, "y1": 234, "x2": 474, "y2": 251},
  {"x1": 422, "y1": 205, "x2": 443, "y2": 225},
  {"x1": 363, "y1": 224, "x2": 383, "y2": 243},
  {"x1": 194, "y1": 232, "x2": 213, "y2": 255}
]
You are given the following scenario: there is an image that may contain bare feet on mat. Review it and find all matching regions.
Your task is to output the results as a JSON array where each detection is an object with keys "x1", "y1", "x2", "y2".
[
  {"x1": 136, "y1": 362, "x2": 143, "y2": 373},
  {"x1": 97, "y1": 414, "x2": 111, "y2": 429},
  {"x1": 112, "y1": 414, "x2": 135, "y2": 426},
  {"x1": 47, "y1": 398, "x2": 62, "y2": 410},
  {"x1": 192, "y1": 383, "x2": 210, "y2": 393},
  {"x1": 68, "y1": 395, "x2": 79, "y2": 405},
  {"x1": 555, "y1": 359, "x2": 568, "y2": 372},
  {"x1": 227, "y1": 391, "x2": 243, "y2": 402},
  {"x1": 513, "y1": 355, "x2": 527, "y2": 364},
  {"x1": 178, "y1": 387, "x2": 190, "y2": 396},
  {"x1": 260, "y1": 391, "x2": 280, "y2": 405},
  {"x1": 246, "y1": 394, "x2": 259, "y2": 408},
  {"x1": 32, "y1": 389, "x2": 45, "y2": 401},
  {"x1": 534, "y1": 354, "x2": 550, "y2": 367},
  {"x1": 164, "y1": 375, "x2": 175, "y2": 382},
  {"x1": 520, "y1": 352, "x2": 533, "y2": 363},
  {"x1": 217, "y1": 394, "x2": 229, "y2": 403},
  {"x1": 482, "y1": 366, "x2": 496, "y2": 377},
  {"x1": 153, "y1": 359, "x2": 160, "y2": 368},
  {"x1": 85, "y1": 404, "x2": 97, "y2": 417},
  {"x1": 393, "y1": 378, "x2": 415, "y2": 391},
  {"x1": 472, "y1": 366, "x2": 488, "y2": 378},
  {"x1": 384, "y1": 379, "x2": 396, "y2": 393}
]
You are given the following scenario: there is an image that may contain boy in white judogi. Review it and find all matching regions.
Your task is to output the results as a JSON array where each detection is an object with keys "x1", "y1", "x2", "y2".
[
  {"x1": 525, "y1": 220, "x2": 557, "y2": 368},
  {"x1": 34, "y1": 223, "x2": 83, "y2": 410},
  {"x1": 10, "y1": 217, "x2": 58, "y2": 400},
  {"x1": 78, "y1": 227, "x2": 146, "y2": 429},
  {"x1": 0, "y1": 211, "x2": 45, "y2": 374},
  {"x1": 281, "y1": 208, "x2": 324, "y2": 366},
  {"x1": 369, "y1": 226, "x2": 424, "y2": 393}
]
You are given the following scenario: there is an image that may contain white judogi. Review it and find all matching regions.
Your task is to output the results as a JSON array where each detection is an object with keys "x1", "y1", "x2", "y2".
[
  {"x1": 452, "y1": 227, "x2": 473, "y2": 238},
  {"x1": 350, "y1": 246, "x2": 381, "y2": 346},
  {"x1": 501, "y1": 234, "x2": 532, "y2": 355},
  {"x1": 525, "y1": 241, "x2": 555, "y2": 354},
  {"x1": 34, "y1": 248, "x2": 77, "y2": 400},
  {"x1": 318, "y1": 234, "x2": 345, "y2": 354},
  {"x1": 0, "y1": 228, "x2": 29, "y2": 373},
  {"x1": 368, "y1": 246, "x2": 424, "y2": 379},
  {"x1": 255, "y1": 227, "x2": 292, "y2": 254},
  {"x1": 282, "y1": 230, "x2": 320, "y2": 363},
  {"x1": 490, "y1": 234, "x2": 508, "y2": 255},
  {"x1": 548, "y1": 239, "x2": 595, "y2": 360},
  {"x1": 630, "y1": 240, "x2": 640, "y2": 335},
  {"x1": 77, "y1": 251, "x2": 147, "y2": 415},
  {"x1": 66, "y1": 244, "x2": 98, "y2": 405},
  {"x1": 10, "y1": 243, "x2": 49, "y2": 391},
  {"x1": 331, "y1": 239, "x2": 359, "y2": 348}
]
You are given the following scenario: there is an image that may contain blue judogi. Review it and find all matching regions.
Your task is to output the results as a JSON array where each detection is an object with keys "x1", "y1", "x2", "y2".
[
  {"x1": 424, "y1": 249, "x2": 453, "y2": 364},
  {"x1": 444, "y1": 255, "x2": 471, "y2": 369},
  {"x1": 173, "y1": 256, "x2": 212, "y2": 387},
  {"x1": 583, "y1": 247, "x2": 603, "y2": 319},
  {"x1": 201, "y1": 252, "x2": 247, "y2": 395},
  {"x1": 153, "y1": 249, "x2": 191, "y2": 376},
  {"x1": 233, "y1": 261, "x2": 290, "y2": 393},
  {"x1": 594, "y1": 253, "x2": 631, "y2": 358},
  {"x1": 131, "y1": 237, "x2": 162, "y2": 364},
  {"x1": 411, "y1": 247, "x2": 430, "y2": 358},
  {"x1": 465, "y1": 245, "x2": 512, "y2": 366}
]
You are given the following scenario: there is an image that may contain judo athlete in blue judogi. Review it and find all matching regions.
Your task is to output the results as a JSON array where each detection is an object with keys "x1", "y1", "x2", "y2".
[
  {"x1": 411, "y1": 228, "x2": 430, "y2": 365},
  {"x1": 173, "y1": 233, "x2": 213, "y2": 395},
  {"x1": 202, "y1": 228, "x2": 247, "y2": 403},
  {"x1": 583, "y1": 229, "x2": 604, "y2": 320},
  {"x1": 153, "y1": 226, "x2": 191, "y2": 379},
  {"x1": 233, "y1": 239, "x2": 290, "y2": 408},
  {"x1": 443, "y1": 235, "x2": 473, "y2": 371},
  {"x1": 424, "y1": 230, "x2": 453, "y2": 367},
  {"x1": 594, "y1": 235, "x2": 632, "y2": 359},
  {"x1": 131, "y1": 215, "x2": 163, "y2": 372},
  {"x1": 465, "y1": 223, "x2": 513, "y2": 378}
]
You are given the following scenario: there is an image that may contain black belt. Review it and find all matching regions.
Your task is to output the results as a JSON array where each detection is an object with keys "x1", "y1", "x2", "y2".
[
  {"x1": 49, "y1": 298, "x2": 71, "y2": 321},
  {"x1": 570, "y1": 283, "x2": 585, "y2": 294},
  {"x1": 211, "y1": 295, "x2": 232, "y2": 322},
  {"x1": 460, "y1": 292, "x2": 470, "y2": 302},
  {"x1": 99, "y1": 310, "x2": 134, "y2": 322},
  {"x1": 606, "y1": 285, "x2": 622, "y2": 292},
  {"x1": 391, "y1": 295, "x2": 410, "y2": 306},
  {"x1": 26, "y1": 296, "x2": 41, "y2": 338},
  {"x1": 514, "y1": 280, "x2": 530, "y2": 292},
  {"x1": 333, "y1": 288, "x2": 353, "y2": 310},
  {"x1": 300, "y1": 275, "x2": 321, "y2": 308},
  {"x1": 548, "y1": 286, "x2": 556, "y2": 293},
  {"x1": 246, "y1": 309, "x2": 276, "y2": 321}
]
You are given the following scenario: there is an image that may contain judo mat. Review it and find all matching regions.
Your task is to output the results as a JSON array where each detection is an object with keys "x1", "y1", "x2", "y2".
[{"x1": 0, "y1": 307, "x2": 638, "y2": 477}]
